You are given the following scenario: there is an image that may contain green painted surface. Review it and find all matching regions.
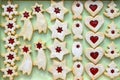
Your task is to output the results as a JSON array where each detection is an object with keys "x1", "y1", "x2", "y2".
[{"x1": 1, "y1": 0, "x2": 120, "y2": 80}]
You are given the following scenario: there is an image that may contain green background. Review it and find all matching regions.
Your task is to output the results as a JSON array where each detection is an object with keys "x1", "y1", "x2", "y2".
[{"x1": 1, "y1": 0, "x2": 120, "y2": 80}]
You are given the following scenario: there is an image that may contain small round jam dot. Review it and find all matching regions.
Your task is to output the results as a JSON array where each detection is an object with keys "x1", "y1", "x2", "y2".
[
  {"x1": 111, "y1": 69, "x2": 114, "y2": 73},
  {"x1": 111, "y1": 30, "x2": 115, "y2": 34},
  {"x1": 111, "y1": 9, "x2": 114, "y2": 13},
  {"x1": 77, "y1": 64, "x2": 80, "y2": 68},
  {"x1": 76, "y1": 3, "x2": 80, "y2": 7},
  {"x1": 76, "y1": 23, "x2": 80, "y2": 27},
  {"x1": 76, "y1": 45, "x2": 80, "y2": 48},
  {"x1": 111, "y1": 50, "x2": 114, "y2": 54}
]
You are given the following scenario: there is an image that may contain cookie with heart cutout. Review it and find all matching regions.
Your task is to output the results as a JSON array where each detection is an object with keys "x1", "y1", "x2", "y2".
[
  {"x1": 72, "y1": 1, "x2": 83, "y2": 20},
  {"x1": 46, "y1": 0, "x2": 68, "y2": 21},
  {"x1": 85, "y1": 15, "x2": 104, "y2": 32},
  {"x1": 105, "y1": 42, "x2": 120, "y2": 59},
  {"x1": 1, "y1": 64, "x2": 18, "y2": 80},
  {"x1": 85, "y1": 0, "x2": 103, "y2": 16},
  {"x1": 2, "y1": 1, "x2": 18, "y2": 19},
  {"x1": 85, "y1": 31, "x2": 104, "y2": 48},
  {"x1": 85, "y1": 47, "x2": 104, "y2": 64},
  {"x1": 72, "y1": 61, "x2": 84, "y2": 80},
  {"x1": 85, "y1": 62, "x2": 105, "y2": 80},
  {"x1": 72, "y1": 21, "x2": 83, "y2": 39}
]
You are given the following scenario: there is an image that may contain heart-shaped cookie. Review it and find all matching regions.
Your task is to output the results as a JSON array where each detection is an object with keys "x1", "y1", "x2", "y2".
[
  {"x1": 86, "y1": 31, "x2": 104, "y2": 48},
  {"x1": 85, "y1": 0, "x2": 103, "y2": 16},
  {"x1": 85, "y1": 63, "x2": 105, "y2": 80},
  {"x1": 85, "y1": 15, "x2": 104, "y2": 32},
  {"x1": 85, "y1": 47, "x2": 104, "y2": 64}
]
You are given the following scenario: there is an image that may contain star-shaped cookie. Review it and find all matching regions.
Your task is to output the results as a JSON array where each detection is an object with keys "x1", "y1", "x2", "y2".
[
  {"x1": 46, "y1": 0, "x2": 68, "y2": 21},
  {"x1": 50, "y1": 19, "x2": 70, "y2": 41},
  {"x1": 48, "y1": 39, "x2": 69, "y2": 61},
  {"x1": 32, "y1": 3, "x2": 44, "y2": 14},
  {"x1": 49, "y1": 60, "x2": 71, "y2": 80}
]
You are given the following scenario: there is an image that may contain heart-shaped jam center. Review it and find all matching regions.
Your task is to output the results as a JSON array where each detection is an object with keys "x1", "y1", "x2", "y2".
[
  {"x1": 90, "y1": 36, "x2": 98, "y2": 43},
  {"x1": 89, "y1": 4, "x2": 97, "y2": 11},
  {"x1": 90, "y1": 67, "x2": 98, "y2": 75},
  {"x1": 90, "y1": 52, "x2": 98, "y2": 59},
  {"x1": 90, "y1": 20, "x2": 98, "y2": 28}
]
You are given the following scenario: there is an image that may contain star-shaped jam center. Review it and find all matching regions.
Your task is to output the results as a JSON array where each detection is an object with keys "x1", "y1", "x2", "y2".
[
  {"x1": 35, "y1": 6, "x2": 41, "y2": 13},
  {"x1": 54, "y1": 7, "x2": 60, "y2": 14},
  {"x1": 55, "y1": 47, "x2": 62, "y2": 53},
  {"x1": 22, "y1": 46, "x2": 29, "y2": 53},
  {"x1": 7, "y1": 6, "x2": 13, "y2": 13},
  {"x1": 8, "y1": 38, "x2": 15, "y2": 44},
  {"x1": 7, "y1": 54, "x2": 14, "y2": 60},
  {"x1": 23, "y1": 11, "x2": 29, "y2": 18},
  {"x1": 36, "y1": 42, "x2": 42, "y2": 49},
  {"x1": 7, "y1": 69, "x2": 13, "y2": 75},
  {"x1": 7, "y1": 23, "x2": 13, "y2": 29},
  {"x1": 56, "y1": 66, "x2": 63, "y2": 73},
  {"x1": 56, "y1": 27, "x2": 63, "y2": 33}
]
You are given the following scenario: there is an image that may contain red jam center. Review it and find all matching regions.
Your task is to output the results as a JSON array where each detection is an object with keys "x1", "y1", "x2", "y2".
[
  {"x1": 35, "y1": 6, "x2": 41, "y2": 12},
  {"x1": 111, "y1": 50, "x2": 114, "y2": 54},
  {"x1": 90, "y1": 20, "x2": 98, "y2": 28},
  {"x1": 8, "y1": 38, "x2": 15, "y2": 44},
  {"x1": 56, "y1": 66, "x2": 63, "y2": 73},
  {"x1": 55, "y1": 47, "x2": 61, "y2": 53},
  {"x1": 7, "y1": 69, "x2": 13, "y2": 75},
  {"x1": 111, "y1": 9, "x2": 114, "y2": 13},
  {"x1": 7, "y1": 6, "x2": 13, "y2": 13},
  {"x1": 89, "y1": 4, "x2": 97, "y2": 11},
  {"x1": 76, "y1": 23, "x2": 80, "y2": 27},
  {"x1": 22, "y1": 46, "x2": 29, "y2": 53},
  {"x1": 7, "y1": 23, "x2": 13, "y2": 29},
  {"x1": 90, "y1": 67, "x2": 98, "y2": 75},
  {"x1": 76, "y1": 3, "x2": 80, "y2": 7},
  {"x1": 111, "y1": 69, "x2": 114, "y2": 73},
  {"x1": 36, "y1": 42, "x2": 42, "y2": 49},
  {"x1": 76, "y1": 44, "x2": 80, "y2": 48},
  {"x1": 77, "y1": 64, "x2": 80, "y2": 68},
  {"x1": 90, "y1": 52, "x2": 98, "y2": 59},
  {"x1": 111, "y1": 30, "x2": 115, "y2": 34},
  {"x1": 56, "y1": 27, "x2": 63, "y2": 33},
  {"x1": 23, "y1": 11, "x2": 29, "y2": 18},
  {"x1": 54, "y1": 7, "x2": 60, "y2": 14},
  {"x1": 7, "y1": 54, "x2": 14, "y2": 60},
  {"x1": 90, "y1": 36, "x2": 98, "y2": 43}
]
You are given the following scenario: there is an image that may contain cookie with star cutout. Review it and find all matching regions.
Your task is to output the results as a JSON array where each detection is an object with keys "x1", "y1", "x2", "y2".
[{"x1": 46, "y1": 0, "x2": 68, "y2": 21}]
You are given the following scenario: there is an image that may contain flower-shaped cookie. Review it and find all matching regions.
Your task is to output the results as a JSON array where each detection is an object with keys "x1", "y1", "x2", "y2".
[
  {"x1": 48, "y1": 39, "x2": 69, "y2": 61},
  {"x1": 50, "y1": 19, "x2": 70, "y2": 41},
  {"x1": 46, "y1": 0, "x2": 68, "y2": 21}
]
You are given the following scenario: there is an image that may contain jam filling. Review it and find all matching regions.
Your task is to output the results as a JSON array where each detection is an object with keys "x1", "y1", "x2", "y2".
[
  {"x1": 7, "y1": 6, "x2": 13, "y2": 13},
  {"x1": 56, "y1": 66, "x2": 63, "y2": 73},
  {"x1": 55, "y1": 47, "x2": 61, "y2": 53},
  {"x1": 90, "y1": 52, "x2": 98, "y2": 59},
  {"x1": 7, "y1": 54, "x2": 14, "y2": 60},
  {"x1": 76, "y1": 44, "x2": 80, "y2": 48},
  {"x1": 89, "y1": 4, "x2": 97, "y2": 11},
  {"x1": 90, "y1": 67, "x2": 98, "y2": 75},
  {"x1": 8, "y1": 38, "x2": 15, "y2": 44},
  {"x1": 22, "y1": 46, "x2": 29, "y2": 53},
  {"x1": 90, "y1": 36, "x2": 98, "y2": 43},
  {"x1": 76, "y1": 23, "x2": 80, "y2": 27},
  {"x1": 77, "y1": 64, "x2": 80, "y2": 68},
  {"x1": 76, "y1": 3, "x2": 80, "y2": 7},
  {"x1": 54, "y1": 7, "x2": 60, "y2": 14},
  {"x1": 7, "y1": 69, "x2": 13, "y2": 75},
  {"x1": 36, "y1": 42, "x2": 42, "y2": 49},
  {"x1": 35, "y1": 6, "x2": 41, "y2": 12},
  {"x1": 90, "y1": 20, "x2": 98, "y2": 28},
  {"x1": 7, "y1": 23, "x2": 13, "y2": 29},
  {"x1": 56, "y1": 27, "x2": 63, "y2": 33},
  {"x1": 23, "y1": 11, "x2": 29, "y2": 18}
]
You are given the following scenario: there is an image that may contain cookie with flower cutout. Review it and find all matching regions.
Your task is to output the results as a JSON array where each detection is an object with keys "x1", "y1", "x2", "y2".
[
  {"x1": 104, "y1": 61, "x2": 120, "y2": 79},
  {"x1": 85, "y1": 0, "x2": 103, "y2": 16},
  {"x1": 85, "y1": 15, "x2": 104, "y2": 32},
  {"x1": 19, "y1": 9, "x2": 33, "y2": 41},
  {"x1": 85, "y1": 62, "x2": 105, "y2": 80},
  {"x1": 48, "y1": 39, "x2": 69, "y2": 61},
  {"x1": 85, "y1": 47, "x2": 104, "y2": 64},
  {"x1": 72, "y1": 61, "x2": 84, "y2": 80},
  {"x1": 2, "y1": 1, "x2": 18, "y2": 19},
  {"x1": 72, "y1": 41, "x2": 83, "y2": 61},
  {"x1": 104, "y1": 1, "x2": 120, "y2": 19},
  {"x1": 50, "y1": 19, "x2": 70, "y2": 41},
  {"x1": 105, "y1": 21, "x2": 120, "y2": 40},
  {"x1": 32, "y1": 3, "x2": 47, "y2": 33},
  {"x1": 85, "y1": 31, "x2": 104, "y2": 48},
  {"x1": 49, "y1": 60, "x2": 71, "y2": 80},
  {"x1": 46, "y1": 0, "x2": 68, "y2": 21},
  {"x1": 18, "y1": 44, "x2": 32, "y2": 75},
  {"x1": 72, "y1": 21, "x2": 83, "y2": 39},
  {"x1": 2, "y1": 18, "x2": 19, "y2": 35},
  {"x1": 1, "y1": 64, "x2": 18, "y2": 80},
  {"x1": 4, "y1": 34, "x2": 19, "y2": 50},
  {"x1": 1, "y1": 50, "x2": 19, "y2": 66},
  {"x1": 34, "y1": 40, "x2": 47, "y2": 70},
  {"x1": 72, "y1": 1, "x2": 83, "y2": 20},
  {"x1": 105, "y1": 42, "x2": 120, "y2": 59}
]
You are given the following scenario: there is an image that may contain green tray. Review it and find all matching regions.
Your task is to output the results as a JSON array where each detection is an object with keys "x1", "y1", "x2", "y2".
[{"x1": 1, "y1": 0, "x2": 120, "y2": 80}]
